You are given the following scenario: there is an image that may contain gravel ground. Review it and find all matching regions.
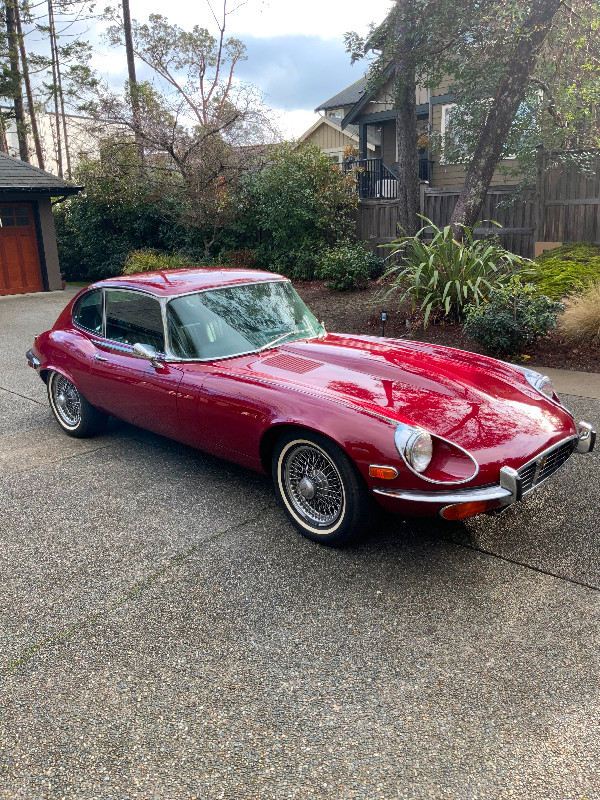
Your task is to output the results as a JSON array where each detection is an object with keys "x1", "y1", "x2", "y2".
[{"x1": 1, "y1": 289, "x2": 599, "y2": 800}]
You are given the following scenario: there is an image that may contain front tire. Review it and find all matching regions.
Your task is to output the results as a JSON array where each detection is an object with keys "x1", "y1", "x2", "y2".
[
  {"x1": 272, "y1": 430, "x2": 372, "y2": 546},
  {"x1": 47, "y1": 371, "x2": 107, "y2": 438}
]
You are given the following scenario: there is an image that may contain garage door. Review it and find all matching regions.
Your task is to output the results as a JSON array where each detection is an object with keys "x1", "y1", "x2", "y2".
[{"x1": 0, "y1": 204, "x2": 43, "y2": 295}]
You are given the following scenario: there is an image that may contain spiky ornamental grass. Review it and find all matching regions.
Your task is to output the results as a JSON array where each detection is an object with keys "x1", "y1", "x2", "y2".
[{"x1": 381, "y1": 217, "x2": 531, "y2": 327}]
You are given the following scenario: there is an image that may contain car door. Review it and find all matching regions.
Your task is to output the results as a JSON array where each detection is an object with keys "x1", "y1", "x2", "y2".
[{"x1": 84, "y1": 288, "x2": 183, "y2": 439}]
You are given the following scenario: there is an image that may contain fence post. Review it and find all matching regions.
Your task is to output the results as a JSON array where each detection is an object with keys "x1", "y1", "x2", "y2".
[{"x1": 419, "y1": 180, "x2": 428, "y2": 218}]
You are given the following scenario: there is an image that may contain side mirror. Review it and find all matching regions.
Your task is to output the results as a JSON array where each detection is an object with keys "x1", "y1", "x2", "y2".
[{"x1": 132, "y1": 342, "x2": 162, "y2": 367}]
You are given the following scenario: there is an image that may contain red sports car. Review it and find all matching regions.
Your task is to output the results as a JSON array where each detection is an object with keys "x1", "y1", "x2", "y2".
[{"x1": 26, "y1": 267, "x2": 595, "y2": 545}]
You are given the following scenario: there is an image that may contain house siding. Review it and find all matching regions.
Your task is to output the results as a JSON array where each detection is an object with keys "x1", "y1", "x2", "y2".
[{"x1": 305, "y1": 125, "x2": 355, "y2": 150}]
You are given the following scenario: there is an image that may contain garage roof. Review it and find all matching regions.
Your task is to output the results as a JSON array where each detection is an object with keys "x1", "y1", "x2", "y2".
[{"x1": 0, "y1": 152, "x2": 83, "y2": 195}]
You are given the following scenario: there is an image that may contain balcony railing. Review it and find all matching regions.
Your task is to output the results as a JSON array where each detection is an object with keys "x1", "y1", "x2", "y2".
[{"x1": 342, "y1": 157, "x2": 434, "y2": 199}]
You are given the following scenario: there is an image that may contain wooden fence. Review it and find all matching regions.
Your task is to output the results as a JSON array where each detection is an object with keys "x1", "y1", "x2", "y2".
[{"x1": 355, "y1": 151, "x2": 600, "y2": 259}]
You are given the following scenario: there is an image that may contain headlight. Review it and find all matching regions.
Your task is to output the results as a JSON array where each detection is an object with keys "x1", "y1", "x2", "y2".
[{"x1": 395, "y1": 425, "x2": 433, "y2": 473}]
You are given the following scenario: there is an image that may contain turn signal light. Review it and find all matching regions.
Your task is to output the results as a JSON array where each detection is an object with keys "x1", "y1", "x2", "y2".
[
  {"x1": 441, "y1": 501, "x2": 488, "y2": 520},
  {"x1": 369, "y1": 465, "x2": 398, "y2": 480}
]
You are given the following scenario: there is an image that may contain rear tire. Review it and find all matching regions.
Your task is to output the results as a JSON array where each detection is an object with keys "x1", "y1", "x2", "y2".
[
  {"x1": 272, "y1": 430, "x2": 373, "y2": 546},
  {"x1": 47, "y1": 371, "x2": 107, "y2": 438}
]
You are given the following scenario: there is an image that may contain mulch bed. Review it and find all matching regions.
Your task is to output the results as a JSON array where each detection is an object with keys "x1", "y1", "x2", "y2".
[{"x1": 294, "y1": 279, "x2": 600, "y2": 373}]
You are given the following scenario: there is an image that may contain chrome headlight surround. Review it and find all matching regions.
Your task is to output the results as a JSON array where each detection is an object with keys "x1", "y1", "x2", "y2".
[
  {"x1": 394, "y1": 424, "x2": 433, "y2": 474},
  {"x1": 526, "y1": 371, "x2": 556, "y2": 402},
  {"x1": 394, "y1": 423, "x2": 479, "y2": 484},
  {"x1": 506, "y1": 362, "x2": 569, "y2": 413}
]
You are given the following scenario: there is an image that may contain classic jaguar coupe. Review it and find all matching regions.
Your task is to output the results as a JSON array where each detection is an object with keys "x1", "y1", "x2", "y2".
[{"x1": 27, "y1": 267, "x2": 595, "y2": 545}]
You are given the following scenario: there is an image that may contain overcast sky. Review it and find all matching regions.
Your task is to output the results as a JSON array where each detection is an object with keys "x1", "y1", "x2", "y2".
[{"x1": 91, "y1": 0, "x2": 393, "y2": 138}]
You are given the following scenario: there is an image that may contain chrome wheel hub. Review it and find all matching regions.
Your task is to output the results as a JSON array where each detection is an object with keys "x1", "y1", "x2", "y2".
[
  {"x1": 283, "y1": 444, "x2": 344, "y2": 528},
  {"x1": 298, "y1": 476, "x2": 315, "y2": 500}
]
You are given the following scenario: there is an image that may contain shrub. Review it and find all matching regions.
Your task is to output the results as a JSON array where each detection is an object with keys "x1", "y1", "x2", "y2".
[
  {"x1": 122, "y1": 250, "x2": 194, "y2": 275},
  {"x1": 315, "y1": 242, "x2": 375, "y2": 290},
  {"x1": 233, "y1": 142, "x2": 358, "y2": 279},
  {"x1": 463, "y1": 277, "x2": 563, "y2": 355},
  {"x1": 531, "y1": 242, "x2": 600, "y2": 299},
  {"x1": 561, "y1": 281, "x2": 600, "y2": 343},
  {"x1": 54, "y1": 142, "x2": 200, "y2": 282},
  {"x1": 225, "y1": 249, "x2": 258, "y2": 270},
  {"x1": 382, "y1": 217, "x2": 529, "y2": 326}
]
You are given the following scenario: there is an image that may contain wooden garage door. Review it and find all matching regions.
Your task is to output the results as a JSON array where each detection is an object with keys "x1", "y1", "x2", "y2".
[{"x1": 0, "y1": 204, "x2": 43, "y2": 295}]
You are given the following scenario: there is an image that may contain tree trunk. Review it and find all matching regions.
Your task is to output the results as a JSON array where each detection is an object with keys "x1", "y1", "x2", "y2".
[
  {"x1": 450, "y1": 0, "x2": 564, "y2": 233},
  {"x1": 15, "y1": 0, "x2": 45, "y2": 169},
  {"x1": 5, "y1": 0, "x2": 29, "y2": 162},
  {"x1": 0, "y1": 117, "x2": 9, "y2": 153},
  {"x1": 122, "y1": 0, "x2": 144, "y2": 162},
  {"x1": 392, "y1": 6, "x2": 419, "y2": 236},
  {"x1": 47, "y1": 0, "x2": 63, "y2": 177}
]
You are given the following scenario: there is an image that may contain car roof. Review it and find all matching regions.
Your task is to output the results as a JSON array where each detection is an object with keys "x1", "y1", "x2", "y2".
[{"x1": 91, "y1": 267, "x2": 286, "y2": 297}]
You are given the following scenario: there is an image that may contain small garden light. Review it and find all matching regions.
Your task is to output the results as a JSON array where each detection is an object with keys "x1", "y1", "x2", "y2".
[{"x1": 381, "y1": 311, "x2": 387, "y2": 337}]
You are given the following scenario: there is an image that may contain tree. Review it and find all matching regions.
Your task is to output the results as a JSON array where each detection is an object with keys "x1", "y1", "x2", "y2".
[
  {"x1": 346, "y1": 0, "x2": 486, "y2": 235},
  {"x1": 442, "y1": 0, "x2": 600, "y2": 194},
  {"x1": 1, "y1": 0, "x2": 98, "y2": 170},
  {"x1": 92, "y1": 5, "x2": 278, "y2": 257},
  {"x1": 348, "y1": 0, "x2": 600, "y2": 236},
  {"x1": 3, "y1": 0, "x2": 29, "y2": 161},
  {"x1": 449, "y1": 0, "x2": 565, "y2": 231}
]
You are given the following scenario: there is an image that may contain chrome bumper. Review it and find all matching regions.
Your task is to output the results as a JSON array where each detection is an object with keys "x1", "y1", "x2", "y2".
[
  {"x1": 374, "y1": 421, "x2": 595, "y2": 509},
  {"x1": 26, "y1": 348, "x2": 40, "y2": 369}
]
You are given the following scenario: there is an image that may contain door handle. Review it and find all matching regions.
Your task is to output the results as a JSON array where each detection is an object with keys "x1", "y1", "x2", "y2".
[{"x1": 94, "y1": 353, "x2": 109, "y2": 362}]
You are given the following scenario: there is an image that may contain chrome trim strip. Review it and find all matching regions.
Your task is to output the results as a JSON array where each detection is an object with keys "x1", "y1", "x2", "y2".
[
  {"x1": 373, "y1": 485, "x2": 513, "y2": 504},
  {"x1": 394, "y1": 423, "x2": 479, "y2": 485}
]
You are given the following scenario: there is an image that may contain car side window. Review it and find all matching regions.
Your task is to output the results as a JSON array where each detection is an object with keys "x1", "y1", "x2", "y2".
[
  {"x1": 105, "y1": 289, "x2": 165, "y2": 352},
  {"x1": 73, "y1": 289, "x2": 103, "y2": 334}
]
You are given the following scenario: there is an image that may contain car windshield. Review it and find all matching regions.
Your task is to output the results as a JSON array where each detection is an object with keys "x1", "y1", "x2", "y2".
[{"x1": 167, "y1": 280, "x2": 325, "y2": 360}]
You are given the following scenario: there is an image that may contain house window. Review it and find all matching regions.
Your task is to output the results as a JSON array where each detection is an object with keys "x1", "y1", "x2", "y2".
[{"x1": 327, "y1": 109, "x2": 343, "y2": 120}]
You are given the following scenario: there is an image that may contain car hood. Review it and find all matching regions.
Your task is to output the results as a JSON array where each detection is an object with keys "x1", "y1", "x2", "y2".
[{"x1": 245, "y1": 333, "x2": 574, "y2": 458}]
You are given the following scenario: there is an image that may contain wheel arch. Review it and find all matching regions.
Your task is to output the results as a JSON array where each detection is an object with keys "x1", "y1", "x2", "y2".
[
  {"x1": 259, "y1": 422, "x2": 348, "y2": 475},
  {"x1": 41, "y1": 364, "x2": 76, "y2": 387}
]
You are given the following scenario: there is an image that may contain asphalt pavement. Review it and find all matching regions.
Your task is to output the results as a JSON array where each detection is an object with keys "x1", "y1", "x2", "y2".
[{"x1": 1, "y1": 289, "x2": 599, "y2": 800}]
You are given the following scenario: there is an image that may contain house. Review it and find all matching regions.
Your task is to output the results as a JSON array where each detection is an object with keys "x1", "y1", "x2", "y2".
[
  {"x1": 316, "y1": 72, "x2": 517, "y2": 197},
  {"x1": 297, "y1": 77, "x2": 380, "y2": 162},
  {"x1": 1, "y1": 105, "x2": 103, "y2": 178},
  {"x1": 0, "y1": 152, "x2": 82, "y2": 295}
]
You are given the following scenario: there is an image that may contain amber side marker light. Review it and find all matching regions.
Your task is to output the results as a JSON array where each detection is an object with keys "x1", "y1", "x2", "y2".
[
  {"x1": 441, "y1": 501, "x2": 489, "y2": 521},
  {"x1": 369, "y1": 465, "x2": 398, "y2": 480}
]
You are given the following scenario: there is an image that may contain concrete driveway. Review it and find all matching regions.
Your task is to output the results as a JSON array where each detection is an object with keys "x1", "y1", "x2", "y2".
[{"x1": 1, "y1": 289, "x2": 599, "y2": 800}]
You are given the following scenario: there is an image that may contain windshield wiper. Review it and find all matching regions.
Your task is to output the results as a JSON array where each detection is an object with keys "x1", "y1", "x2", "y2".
[{"x1": 258, "y1": 328, "x2": 312, "y2": 352}]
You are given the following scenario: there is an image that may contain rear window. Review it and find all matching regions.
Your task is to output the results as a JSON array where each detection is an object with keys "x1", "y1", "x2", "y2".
[{"x1": 73, "y1": 290, "x2": 103, "y2": 334}]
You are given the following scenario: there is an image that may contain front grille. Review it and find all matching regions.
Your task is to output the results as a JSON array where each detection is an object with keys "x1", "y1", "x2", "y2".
[{"x1": 518, "y1": 439, "x2": 576, "y2": 494}]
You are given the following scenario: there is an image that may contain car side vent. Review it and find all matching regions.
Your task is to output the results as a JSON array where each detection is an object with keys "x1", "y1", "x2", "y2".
[{"x1": 262, "y1": 354, "x2": 321, "y2": 374}]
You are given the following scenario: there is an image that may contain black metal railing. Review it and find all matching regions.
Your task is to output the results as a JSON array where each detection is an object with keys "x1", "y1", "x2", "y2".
[
  {"x1": 343, "y1": 157, "x2": 435, "y2": 198},
  {"x1": 342, "y1": 158, "x2": 398, "y2": 200}
]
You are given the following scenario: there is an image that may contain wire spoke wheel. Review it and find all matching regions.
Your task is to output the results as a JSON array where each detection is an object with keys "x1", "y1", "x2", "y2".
[
  {"x1": 50, "y1": 374, "x2": 82, "y2": 428},
  {"x1": 283, "y1": 443, "x2": 345, "y2": 528}
]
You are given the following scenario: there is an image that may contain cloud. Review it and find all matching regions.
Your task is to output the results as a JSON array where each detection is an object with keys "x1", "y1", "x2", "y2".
[{"x1": 235, "y1": 34, "x2": 365, "y2": 112}]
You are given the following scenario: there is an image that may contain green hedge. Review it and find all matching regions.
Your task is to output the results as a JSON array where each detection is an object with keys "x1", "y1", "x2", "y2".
[{"x1": 531, "y1": 242, "x2": 600, "y2": 299}]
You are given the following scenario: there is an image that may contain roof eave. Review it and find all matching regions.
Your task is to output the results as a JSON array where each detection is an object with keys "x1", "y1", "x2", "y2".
[
  {"x1": 341, "y1": 62, "x2": 395, "y2": 129},
  {"x1": 0, "y1": 186, "x2": 84, "y2": 196}
]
